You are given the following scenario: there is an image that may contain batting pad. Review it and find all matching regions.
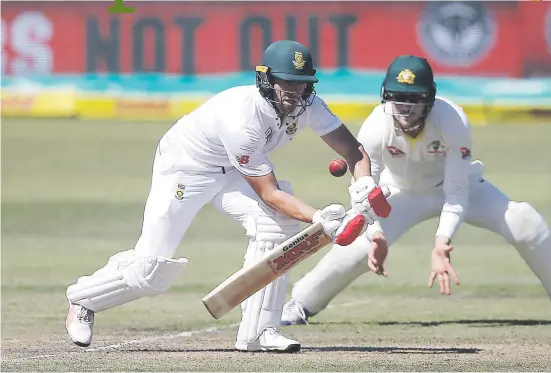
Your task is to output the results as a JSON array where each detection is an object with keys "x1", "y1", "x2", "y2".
[
  {"x1": 67, "y1": 250, "x2": 188, "y2": 312},
  {"x1": 236, "y1": 240, "x2": 288, "y2": 345}
]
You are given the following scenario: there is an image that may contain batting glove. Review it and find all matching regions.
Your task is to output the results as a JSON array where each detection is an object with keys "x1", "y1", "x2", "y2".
[
  {"x1": 348, "y1": 176, "x2": 391, "y2": 221},
  {"x1": 313, "y1": 205, "x2": 367, "y2": 246}
]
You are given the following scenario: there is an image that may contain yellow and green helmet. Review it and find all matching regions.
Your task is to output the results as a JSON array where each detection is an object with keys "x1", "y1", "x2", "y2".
[{"x1": 381, "y1": 55, "x2": 437, "y2": 116}]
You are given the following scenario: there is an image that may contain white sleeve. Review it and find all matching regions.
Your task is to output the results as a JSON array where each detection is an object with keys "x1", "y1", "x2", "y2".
[
  {"x1": 357, "y1": 107, "x2": 385, "y2": 184},
  {"x1": 435, "y1": 105, "x2": 472, "y2": 240},
  {"x1": 307, "y1": 96, "x2": 343, "y2": 136},
  {"x1": 218, "y1": 122, "x2": 273, "y2": 177}
]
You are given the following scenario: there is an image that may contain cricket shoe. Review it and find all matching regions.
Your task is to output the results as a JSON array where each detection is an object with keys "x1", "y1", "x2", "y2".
[
  {"x1": 235, "y1": 328, "x2": 301, "y2": 353},
  {"x1": 66, "y1": 302, "x2": 95, "y2": 347},
  {"x1": 281, "y1": 299, "x2": 310, "y2": 326}
]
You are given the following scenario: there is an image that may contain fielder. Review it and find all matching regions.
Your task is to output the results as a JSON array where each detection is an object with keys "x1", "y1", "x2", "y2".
[
  {"x1": 65, "y1": 40, "x2": 390, "y2": 353},
  {"x1": 282, "y1": 55, "x2": 551, "y2": 325}
]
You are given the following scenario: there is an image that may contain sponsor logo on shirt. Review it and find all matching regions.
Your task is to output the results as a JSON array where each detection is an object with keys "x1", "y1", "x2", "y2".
[
  {"x1": 460, "y1": 147, "x2": 471, "y2": 159},
  {"x1": 386, "y1": 146, "x2": 406, "y2": 157},
  {"x1": 265, "y1": 127, "x2": 273, "y2": 144},
  {"x1": 236, "y1": 155, "x2": 250, "y2": 165}
]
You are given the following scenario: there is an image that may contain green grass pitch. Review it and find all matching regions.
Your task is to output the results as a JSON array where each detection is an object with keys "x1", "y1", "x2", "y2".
[{"x1": 2, "y1": 118, "x2": 551, "y2": 371}]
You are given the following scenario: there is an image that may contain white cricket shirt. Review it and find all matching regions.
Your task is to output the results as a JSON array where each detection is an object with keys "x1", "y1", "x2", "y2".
[
  {"x1": 358, "y1": 97, "x2": 472, "y2": 239},
  {"x1": 158, "y1": 85, "x2": 341, "y2": 176}
]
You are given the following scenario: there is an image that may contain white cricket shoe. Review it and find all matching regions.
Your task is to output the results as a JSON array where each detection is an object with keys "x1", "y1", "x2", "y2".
[
  {"x1": 235, "y1": 327, "x2": 301, "y2": 353},
  {"x1": 281, "y1": 299, "x2": 309, "y2": 326},
  {"x1": 66, "y1": 303, "x2": 94, "y2": 347},
  {"x1": 260, "y1": 327, "x2": 301, "y2": 352}
]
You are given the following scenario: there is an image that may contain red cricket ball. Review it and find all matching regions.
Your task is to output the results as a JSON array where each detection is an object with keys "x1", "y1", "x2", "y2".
[{"x1": 329, "y1": 159, "x2": 348, "y2": 177}]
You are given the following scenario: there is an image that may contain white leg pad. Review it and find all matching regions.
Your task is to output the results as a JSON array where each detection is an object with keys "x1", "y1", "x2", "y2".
[
  {"x1": 505, "y1": 202, "x2": 551, "y2": 298},
  {"x1": 237, "y1": 239, "x2": 289, "y2": 344},
  {"x1": 237, "y1": 197, "x2": 300, "y2": 344},
  {"x1": 67, "y1": 249, "x2": 188, "y2": 312}
]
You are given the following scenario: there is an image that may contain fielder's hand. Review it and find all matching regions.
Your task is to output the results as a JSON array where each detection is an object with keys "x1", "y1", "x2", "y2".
[
  {"x1": 368, "y1": 231, "x2": 388, "y2": 276},
  {"x1": 428, "y1": 237, "x2": 460, "y2": 295}
]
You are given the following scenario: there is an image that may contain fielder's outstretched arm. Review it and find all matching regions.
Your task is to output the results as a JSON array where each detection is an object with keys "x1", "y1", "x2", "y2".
[{"x1": 436, "y1": 106, "x2": 472, "y2": 242}]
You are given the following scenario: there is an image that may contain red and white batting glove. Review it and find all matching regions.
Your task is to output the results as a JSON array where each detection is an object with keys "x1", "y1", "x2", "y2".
[
  {"x1": 313, "y1": 204, "x2": 346, "y2": 238},
  {"x1": 348, "y1": 176, "x2": 392, "y2": 222},
  {"x1": 313, "y1": 205, "x2": 367, "y2": 246}
]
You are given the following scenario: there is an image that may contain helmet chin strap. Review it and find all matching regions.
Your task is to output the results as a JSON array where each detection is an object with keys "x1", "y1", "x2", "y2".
[
  {"x1": 265, "y1": 87, "x2": 308, "y2": 119},
  {"x1": 391, "y1": 102, "x2": 432, "y2": 135},
  {"x1": 270, "y1": 99, "x2": 300, "y2": 119},
  {"x1": 393, "y1": 117, "x2": 425, "y2": 134}
]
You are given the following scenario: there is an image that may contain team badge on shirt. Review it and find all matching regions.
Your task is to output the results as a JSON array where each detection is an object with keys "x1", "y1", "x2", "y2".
[
  {"x1": 175, "y1": 183, "x2": 186, "y2": 200},
  {"x1": 286, "y1": 122, "x2": 298, "y2": 135},
  {"x1": 427, "y1": 140, "x2": 446, "y2": 155}
]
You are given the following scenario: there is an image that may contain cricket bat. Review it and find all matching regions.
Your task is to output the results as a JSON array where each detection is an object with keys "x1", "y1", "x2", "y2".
[{"x1": 202, "y1": 222, "x2": 331, "y2": 319}]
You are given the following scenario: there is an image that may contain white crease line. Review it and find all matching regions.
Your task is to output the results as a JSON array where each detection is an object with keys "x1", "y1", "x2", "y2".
[
  {"x1": 85, "y1": 323, "x2": 239, "y2": 352},
  {"x1": 6, "y1": 323, "x2": 239, "y2": 362},
  {"x1": 327, "y1": 299, "x2": 373, "y2": 309},
  {"x1": 5, "y1": 299, "x2": 374, "y2": 363},
  {"x1": 5, "y1": 353, "x2": 62, "y2": 361}
]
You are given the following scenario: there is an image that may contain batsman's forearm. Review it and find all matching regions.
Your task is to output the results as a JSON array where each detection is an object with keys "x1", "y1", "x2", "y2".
[
  {"x1": 349, "y1": 146, "x2": 372, "y2": 180},
  {"x1": 262, "y1": 190, "x2": 317, "y2": 224}
]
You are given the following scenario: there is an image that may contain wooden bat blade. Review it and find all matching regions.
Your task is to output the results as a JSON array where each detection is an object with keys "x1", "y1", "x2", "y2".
[{"x1": 202, "y1": 223, "x2": 332, "y2": 319}]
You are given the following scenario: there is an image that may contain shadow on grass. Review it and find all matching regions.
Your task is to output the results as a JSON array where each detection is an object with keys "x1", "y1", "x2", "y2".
[
  {"x1": 125, "y1": 346, "x2": 481, "y2": 354},
  {"x1": 313, "y1": 319, "x2": 551, "y2": 327},
  {"x1": 303, "y1": 346, "x2": 482, "y2": 354}
]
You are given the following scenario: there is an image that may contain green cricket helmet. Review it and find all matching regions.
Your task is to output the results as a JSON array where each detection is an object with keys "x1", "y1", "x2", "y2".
[
  {"x1": 256, "y1": 40, "x2": 317, "y2": 116},
  {"x1": 381, "y1": 55, "x2": 436, "y2": 119}
]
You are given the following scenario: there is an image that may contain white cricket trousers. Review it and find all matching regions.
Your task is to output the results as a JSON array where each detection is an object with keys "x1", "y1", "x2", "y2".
[
  {"x1": 134, "y1": 145, "x2": 295, "y2": 258},
  {"x1": 132, "y1": 142, "x2": 300, "y2": 345},
  {"x1": 291, "y1": 161, "x2": 551, "y2": 315}
]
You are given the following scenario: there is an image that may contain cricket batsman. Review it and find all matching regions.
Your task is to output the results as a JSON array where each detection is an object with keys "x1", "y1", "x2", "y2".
[
  {"x1": 64, "y1": 40, "x2": 391, "y2": 352},
  {"x1": 282, "y1": 55, "x2": 551, "y2": 325}
]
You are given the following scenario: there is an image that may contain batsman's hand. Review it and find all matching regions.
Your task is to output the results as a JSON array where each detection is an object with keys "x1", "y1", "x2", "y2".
[
  {"x1": 428, "y1": 237, "x2": 460, "y2": 295},
  {"x1": 313, "y1": 206, "x2": 366, "y2": 247},
  {"x1": 368, "y1": 231, "x2": 388, "y2": 276},
  {"x1": 313, "y1": 204, "x2": 346, "y2": 238},
  {"x1": 348, "y1": 151, "x2": 391, "y2": 221}
]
